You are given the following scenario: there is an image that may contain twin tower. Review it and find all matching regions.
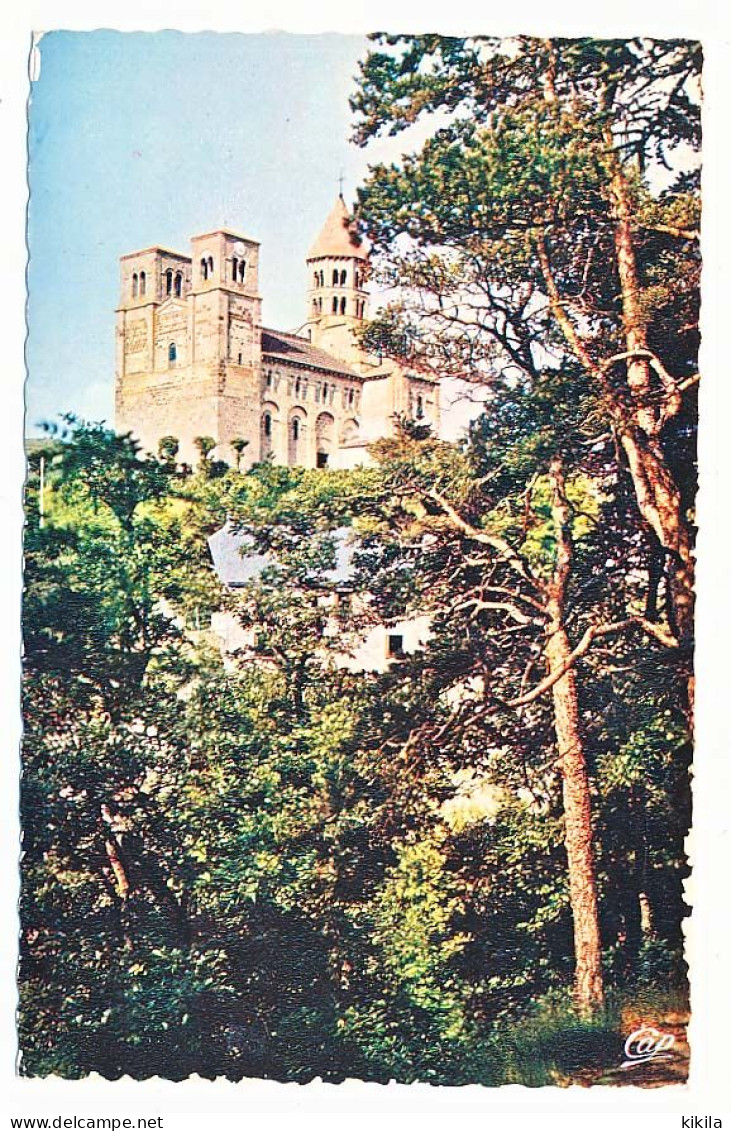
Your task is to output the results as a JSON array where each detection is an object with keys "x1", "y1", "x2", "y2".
[{"x1": 115, "y1": 196, "x2": 439, "y2": 469}]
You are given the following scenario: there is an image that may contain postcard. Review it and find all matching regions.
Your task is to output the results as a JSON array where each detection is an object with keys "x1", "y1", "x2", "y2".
[{"x1": 9, "y1": 14, "x2": 729, "y2": 1120}]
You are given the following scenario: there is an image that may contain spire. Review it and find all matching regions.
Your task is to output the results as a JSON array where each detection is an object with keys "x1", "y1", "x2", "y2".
[{"x1": 307, "y1": 196, "x2": 368, "y2": 261}]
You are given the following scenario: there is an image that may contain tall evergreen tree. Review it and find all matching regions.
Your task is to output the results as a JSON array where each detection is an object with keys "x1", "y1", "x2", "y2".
[
  {"x1": 352, "y1": 35, "x2": 700, "y2": 717},
  {"x1": 350, "y1": 36, "x2": 698, "y2": 1010}
]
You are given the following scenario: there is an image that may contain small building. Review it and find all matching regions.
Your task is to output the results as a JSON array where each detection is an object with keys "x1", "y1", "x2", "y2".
[{"x1": 207, "y1": 523, "x2": 431, "y2": 673}]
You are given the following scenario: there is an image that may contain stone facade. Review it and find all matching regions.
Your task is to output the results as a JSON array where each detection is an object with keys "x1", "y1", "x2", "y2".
[{"x1": 115, "y1": 198, "x2": 440, "y2": 468}]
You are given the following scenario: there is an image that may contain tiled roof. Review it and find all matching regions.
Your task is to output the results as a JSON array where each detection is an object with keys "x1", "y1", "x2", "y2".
[
  {"x1": 208, "y1": 524, "x2": 357, "y2": 588},
  {"x1": 261, "y1": 328, "x2": 361, "y2": 379},
  {"x1": 307, "y1": 196, "x2": 369, "y2": 261}
]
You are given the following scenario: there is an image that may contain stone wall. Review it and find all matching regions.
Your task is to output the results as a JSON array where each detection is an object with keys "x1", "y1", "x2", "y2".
[{"x1": 116, "y1": 362, "x2": 224, "y2": 465}]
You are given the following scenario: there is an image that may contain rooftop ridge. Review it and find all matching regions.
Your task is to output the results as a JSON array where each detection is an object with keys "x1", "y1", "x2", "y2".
[
  {"x1": 120, "y1": 246, "x2": 191, "y2": 261},
  {"x1": 191, "y1": 228, "x2": 260, "y2": 244},
  {"x1": 262, "y1": 325, "x2": 311, "y2": 341}
]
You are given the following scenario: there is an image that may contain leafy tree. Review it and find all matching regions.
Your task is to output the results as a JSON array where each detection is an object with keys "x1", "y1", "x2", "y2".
[
  {"x1": 230, "y1": 437, "x2": 249, "y2": 471},
  {"x1": 21, "y1": 420, "x2": 219, "y2": 1075},
  {"x1": 157, "y1": 435, "x2": 180, "y2": 466},
  {"x1": 352, "y1": 409, "x2": 688, "y2": 1014},
  {"x1": 193, "y1": 435, "x2": 216, "y2": 467},
  {"x1": 345, "y1": 37, "x2": 697, "y2": 1013}
]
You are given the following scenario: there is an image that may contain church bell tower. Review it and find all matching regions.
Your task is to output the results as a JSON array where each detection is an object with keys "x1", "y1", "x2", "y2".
[{"x1": 305, "y1": 195, "x2": 369, "y2": 370}]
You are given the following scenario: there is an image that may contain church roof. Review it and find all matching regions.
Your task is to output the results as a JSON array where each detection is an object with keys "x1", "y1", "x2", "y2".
[
  {"x1": 261, "y1": 328, "x2": 361, "y2": 379},
  {"x1": 307, "y1": 196, "x2": 369, "y2": 262}
]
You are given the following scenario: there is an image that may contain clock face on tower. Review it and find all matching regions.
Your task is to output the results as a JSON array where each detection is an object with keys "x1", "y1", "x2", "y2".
[{"x1": 232, "y1": 242, "x2": 247, "y2": 257}]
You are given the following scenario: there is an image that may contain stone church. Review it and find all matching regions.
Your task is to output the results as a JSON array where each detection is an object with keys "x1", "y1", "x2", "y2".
[{"x1": 115, "y1": 196, "x2": 439, "y2": 468}]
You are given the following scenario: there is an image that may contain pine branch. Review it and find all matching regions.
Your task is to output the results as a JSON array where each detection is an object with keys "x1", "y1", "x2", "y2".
[{"x1": 427, "y1": 487, "x2": 543, "y2": 591}]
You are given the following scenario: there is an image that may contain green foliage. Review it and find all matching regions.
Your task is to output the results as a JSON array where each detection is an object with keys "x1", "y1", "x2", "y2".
[
  {"x1": 157, "y1": 435, "x2": 179, "y2": 465},
  {"x1": 488, "y1": 995, "x2": 625, "y2": 1086},
  {"x1": 194, "y1": 435, "x2": 216, "y2": 460},
  {"x1": 367, "y1": 833, "x2": 470, "y2": 1027},
  {"x1": 20, "y1": 421, "x2": 688, "y2": 1081}
]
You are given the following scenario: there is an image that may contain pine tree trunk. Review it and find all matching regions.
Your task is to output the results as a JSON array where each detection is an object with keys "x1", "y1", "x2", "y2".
[
  {"x1": 104, "y1": 836, "x2": 130, "y2": 900},
  {"x1": 547, "y1": 456, "x2": 605, "y2": 1013},
  {"x1": 609, "y1": 159, "x2": 695, "y2": 685},
  {"x1": 618, "y1": 424, "x2": 695, "y2": 641},
  {"x1": 536, "y1": 152, "x2": 695, "y2": 716}
]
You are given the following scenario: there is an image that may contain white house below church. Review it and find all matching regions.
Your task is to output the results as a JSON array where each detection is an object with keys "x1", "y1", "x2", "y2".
[{"x1": 207, "y1": 523, "x2": 431, "y2": 674}]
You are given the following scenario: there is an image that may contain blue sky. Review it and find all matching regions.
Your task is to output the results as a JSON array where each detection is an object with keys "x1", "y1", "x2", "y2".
[{"x1": 26, "y1": 30, "x2": 398, "y2": 434}]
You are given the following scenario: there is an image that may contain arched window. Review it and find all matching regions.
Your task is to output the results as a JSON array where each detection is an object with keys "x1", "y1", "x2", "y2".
[
  {"x1": 313, "y1": 272, "x2": 319, "y2": 287},
  {"x1": 168, "y1": 342, "x2": 177, "y2": 364},
  {"x1": 322, "y1": 383, "x2": 329, "y2": 401},
  {"x1": 340, "y1": 269, "x2": 347, "y2": 285},
  {"x1": 332, "y1": 296, "x2": 338, "y2": 313},
  {"x1": 165, "y1": 269, "x2": 173, "y2": 295},
  {"x1": 201, "y1": 258, "x2": 208, "y2": 281},
  {"x1": 312, "y1": 300, "x2": 318, "y2": 315},
  {"x1": 139, "y1": 271, "x2": 146, "y2": 296},
  {"x1": 347, "y1": 388, "x2": 355, "y2": 407},
  {"x1": 174, "y1": 271, "x2": 183, "y2": 297},
  {"x1": 319, "y1": 270, "x2": 325, "y2": 286},
  {"x1": 416, "y1": 394, "x2": 424, "y2": 418},
  {"x1": 316, "y1": 412, "x2": 335, "y2": 468},
  {"x1": 231, "y1": 257, "x2": 238, "y2": 282},
  {"x1": 238, "y1": 261, "x2": 246, "y2": 283},
  {"x1": 355, "y1": 271, "x2": 361, "y2": 289},
  {"x1": 260, "y1": 408, "x2": 276, "y2": 461},
  {"x1": 295, "y1": 377, "x2": 302, "y2": 397},
  {"x1": 332, "y1": 268, "x2": 339, "y2": 286},
  {"x1": 340, "y1": 297, "x2": 347, "y2": 315},
  {"x1": 238, "y1": 351, "x2": 243, "y2": 365},
  {"x1": 132, "y1": 273, "x2": 138, "y2": 298},
  {"x1": 266, "y1": 371, "x2": 273, "y2": 389},
  {"x1": 208, "y1": 256, "x2": 214, "y2": 276},
  {"x1": 287, "y1": 411, "x2": 305, "y2": 465}
]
